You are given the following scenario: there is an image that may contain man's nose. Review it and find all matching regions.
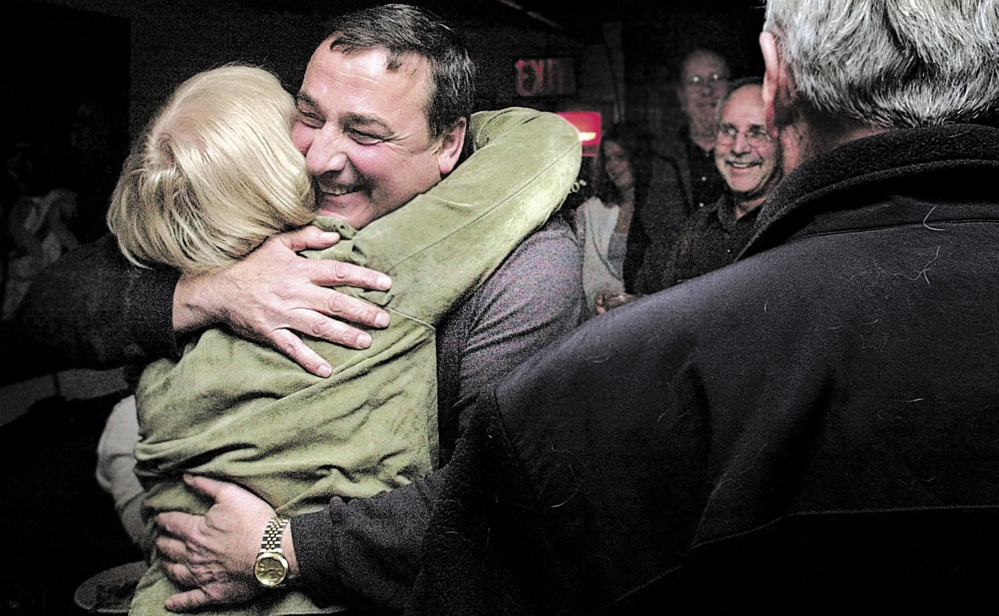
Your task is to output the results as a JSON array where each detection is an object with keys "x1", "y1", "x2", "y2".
[
  {"x1": 305, "y1": 125, "x2": 348, "y2": 176},
  {"x1": 732, "y1": 132, "x2": 752, "y2": 153},
  {"x1": 701, "y1": 80, "x2": 726, "y2": 97}
]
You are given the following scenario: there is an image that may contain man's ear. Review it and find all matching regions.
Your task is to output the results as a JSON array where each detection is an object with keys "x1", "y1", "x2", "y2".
[
  {"x1": 436, "y1": 118, "x2": 467, "y2": 176},
  {"x1": 760, "y1": 31, "x2": 792, "y2": 138}
]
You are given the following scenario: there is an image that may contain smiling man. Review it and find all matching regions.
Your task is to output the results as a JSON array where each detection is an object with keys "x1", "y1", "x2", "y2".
[
  {"x1": 292, "y1": 43, "x2": 465, "y2": 229},
  {"x1": 713, "y1": 81, "x2": 781, "y2": 215},
  {"x1": 140, "y1": 6, "x2": 585, "y2": 613},
  {"x1": 144, "y1": 8, "x2": 584, "y2": 613},
  {"x1": 660, "y1": 77, "x2": 782, "y2": 288}
]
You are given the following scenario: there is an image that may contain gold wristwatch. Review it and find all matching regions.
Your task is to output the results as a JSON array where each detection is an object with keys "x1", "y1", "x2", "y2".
[{"x1": 253, "y1": 516, "x2": 290, "y2": 588}]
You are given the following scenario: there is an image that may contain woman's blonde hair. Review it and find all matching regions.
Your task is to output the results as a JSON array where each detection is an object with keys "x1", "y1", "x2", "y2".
[{"x1": 107, "y1": 64, "x2": 315, "y2": 273}]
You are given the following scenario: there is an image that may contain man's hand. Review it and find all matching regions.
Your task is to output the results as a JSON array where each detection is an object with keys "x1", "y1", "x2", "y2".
[
  {"x1": 173, "y1": 226, "x2": 393, "y2": 377},
  {"x1": 594, "y1": 290, "x2": 641, "y2": 315},
  {"x1": 155, "y1": 475, "x2": 296, "y2": 613}
]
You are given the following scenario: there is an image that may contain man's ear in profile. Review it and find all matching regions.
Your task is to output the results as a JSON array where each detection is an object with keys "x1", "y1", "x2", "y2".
[
  {"x1": 759, "y1": 31, "x2": 793, "y2": 139},
  {"x1": 437, "y1": 118, "x2": 468, "y2": 176}
]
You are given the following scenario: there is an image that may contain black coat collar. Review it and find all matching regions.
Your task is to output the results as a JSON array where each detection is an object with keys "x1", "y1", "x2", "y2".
[{"x1": 741, "y1": 123, "x2": 999, "y2": 258}]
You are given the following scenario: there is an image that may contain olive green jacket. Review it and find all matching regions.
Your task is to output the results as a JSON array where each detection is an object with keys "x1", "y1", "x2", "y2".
[{"x1": 129, "y1": 108, "x2": 582, "y2": 615}]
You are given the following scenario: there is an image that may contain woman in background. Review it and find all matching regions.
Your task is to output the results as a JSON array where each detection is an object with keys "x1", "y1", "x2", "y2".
[{"x1": 574, "y1": 125, "x2": 650, "y2": 317}]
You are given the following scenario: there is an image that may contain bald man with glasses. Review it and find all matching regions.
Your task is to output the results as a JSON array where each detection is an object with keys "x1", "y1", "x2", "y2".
[{"x1": 659, "y1": 76, "x2": 784, "y2": 288}]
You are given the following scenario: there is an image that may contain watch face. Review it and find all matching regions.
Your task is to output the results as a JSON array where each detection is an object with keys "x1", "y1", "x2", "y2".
[{"x1": 254, "y1": 552, "x2": 288, "y2": 588}]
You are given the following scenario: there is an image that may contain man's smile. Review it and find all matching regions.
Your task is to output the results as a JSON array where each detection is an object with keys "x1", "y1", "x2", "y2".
[
  {"x1": 322, "y1": 185, "x2": 362, "y2": 197},
  {"x1": 317, "y1": 184, "x2": 370, "y2": 219},
  {"x1": 724, "y1": 158, "x2": 762, "y2": 170}
]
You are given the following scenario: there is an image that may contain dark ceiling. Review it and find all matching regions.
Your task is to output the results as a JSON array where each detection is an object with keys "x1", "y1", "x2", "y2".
[
  {"x1": 491, "y1": 0, "x2": 769, "y2": 70},
  {"x1": 466, "y1": 0, "x2": 764, "y2": 38},
  {"x1": 237, "y1": 0, "x2": 768, "y2": 59}
]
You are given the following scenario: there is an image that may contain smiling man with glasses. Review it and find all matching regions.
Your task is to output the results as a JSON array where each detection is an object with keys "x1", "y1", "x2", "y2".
[
  {"x1": 713, "y1": 79, "x2": 782, "y2": 214},
  {"x1": 598, "y1": 77, "x2": 783, "y2": 303},
  {"x1": 658, "y1": 77, "x2": 783, "y2": 288}
]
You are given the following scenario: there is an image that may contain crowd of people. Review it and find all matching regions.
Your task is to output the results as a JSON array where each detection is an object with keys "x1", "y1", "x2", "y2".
[
  {"x1": 583, "y1": 73, "x2": 786, "y2": 315},
  {"x1": 7, "y1": 1, "x2": 999, "y2": 614}
]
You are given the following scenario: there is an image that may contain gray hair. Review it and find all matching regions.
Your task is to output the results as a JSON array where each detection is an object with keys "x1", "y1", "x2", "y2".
[
  {"x1": 714, "y1": 76, "x2": 765, "y2": 124},
  {"x1": 764, "y1": 0, "x2": 999, "y2": 128}
]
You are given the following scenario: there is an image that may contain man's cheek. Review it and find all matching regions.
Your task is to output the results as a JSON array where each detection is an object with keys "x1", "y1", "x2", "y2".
[{"x1": 291, "y1": 124, "x2": 312, "y2": 155}]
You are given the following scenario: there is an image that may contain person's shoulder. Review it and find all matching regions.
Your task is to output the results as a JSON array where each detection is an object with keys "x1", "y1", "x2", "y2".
[
  {"x1": 511, "y1": 213, "x2": 580, "y2": 262},
  {"x1": 576, "y1": 196, "x2": 605, "y2": 216},
  {"x1": 478, "y1": 212, "x2": 582, "y2": 300},
  {"x1": 446, "y1": 210, "x2": 583, "y2": 372},
  {"x1": 649, "y1": 124, "x2": 690, "y2": 159}
]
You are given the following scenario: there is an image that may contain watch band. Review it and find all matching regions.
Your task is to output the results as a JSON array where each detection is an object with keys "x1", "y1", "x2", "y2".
[
  {"x1": 254, "y1": 516, "x2": 291, "y2": 588},
  {"x1": 260, "y1": 516, "x2": 290, "y2": 553}
]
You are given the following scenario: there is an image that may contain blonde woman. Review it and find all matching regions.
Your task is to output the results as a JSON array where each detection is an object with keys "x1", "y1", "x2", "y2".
[{"x1": 108, "y1": 65, "x2": 581, "y2": 614}]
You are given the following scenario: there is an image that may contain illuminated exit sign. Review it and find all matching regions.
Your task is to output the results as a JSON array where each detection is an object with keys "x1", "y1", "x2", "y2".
[{"x1": 515, "y1": 57, "x2": 576, "y2": 97}]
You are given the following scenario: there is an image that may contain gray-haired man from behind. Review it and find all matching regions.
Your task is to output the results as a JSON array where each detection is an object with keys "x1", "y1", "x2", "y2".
[{"x1": 408, "y1": 1, "x2": 999, "y2": 613}]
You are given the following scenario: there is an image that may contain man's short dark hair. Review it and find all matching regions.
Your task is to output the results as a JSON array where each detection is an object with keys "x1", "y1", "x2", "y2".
[{"x1": 326, "y1": 3, "x2": 475, "y2": 140}]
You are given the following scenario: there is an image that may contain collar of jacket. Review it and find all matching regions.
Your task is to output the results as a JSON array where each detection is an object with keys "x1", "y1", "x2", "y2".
[{"x1": 739, "y1": 122, "x2": 999, "y2": 259}]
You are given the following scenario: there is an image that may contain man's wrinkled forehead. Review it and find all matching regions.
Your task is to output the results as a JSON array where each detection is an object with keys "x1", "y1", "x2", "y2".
[
  {"x1": 682, "y1": 51, "x2": 730, "y2": 80},
  {"x1": 721, "y1": 85, "x2": 766, "y2": 123}
]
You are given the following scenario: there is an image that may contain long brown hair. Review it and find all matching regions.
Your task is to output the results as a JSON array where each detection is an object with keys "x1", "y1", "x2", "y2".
[{"x1": 589, "y1": 123, "x2": 652, "y2": 208}]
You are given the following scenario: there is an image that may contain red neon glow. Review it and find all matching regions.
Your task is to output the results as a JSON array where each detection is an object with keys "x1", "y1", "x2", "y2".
[{"x1": 557, "y1": 112, "x2": 601, "y2": 157}]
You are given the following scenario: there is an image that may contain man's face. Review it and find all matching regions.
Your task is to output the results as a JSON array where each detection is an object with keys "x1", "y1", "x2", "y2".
[
  {"x1": 291, "y1": 43, "x2": 463, "y2": 229},
  {"x1": 677, "y1": 51, "x2": 730, "y2": 135},
  {"x1": 714, "y1": 85, "x2": 782, "y2": 200}
]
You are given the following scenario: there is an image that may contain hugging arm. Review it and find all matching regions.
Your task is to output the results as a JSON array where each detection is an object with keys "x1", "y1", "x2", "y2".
[
  {"x1": 9, "y1": 234, "x2": 179, "y2": 379},
  {"x1": 291, "y1": 217, "x2": 584, "y2": 611},
  {"x1": 12, "y1": 223, "x2": 392, "y2": 378}
]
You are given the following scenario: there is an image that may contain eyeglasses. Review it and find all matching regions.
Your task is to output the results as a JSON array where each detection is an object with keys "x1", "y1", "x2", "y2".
[
  {"x1": 684, "y1": 73, "x2": 728, "y2": 88},
  {"x1": 716, "y1": 124, "x2": 771, "y2": 147}
]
